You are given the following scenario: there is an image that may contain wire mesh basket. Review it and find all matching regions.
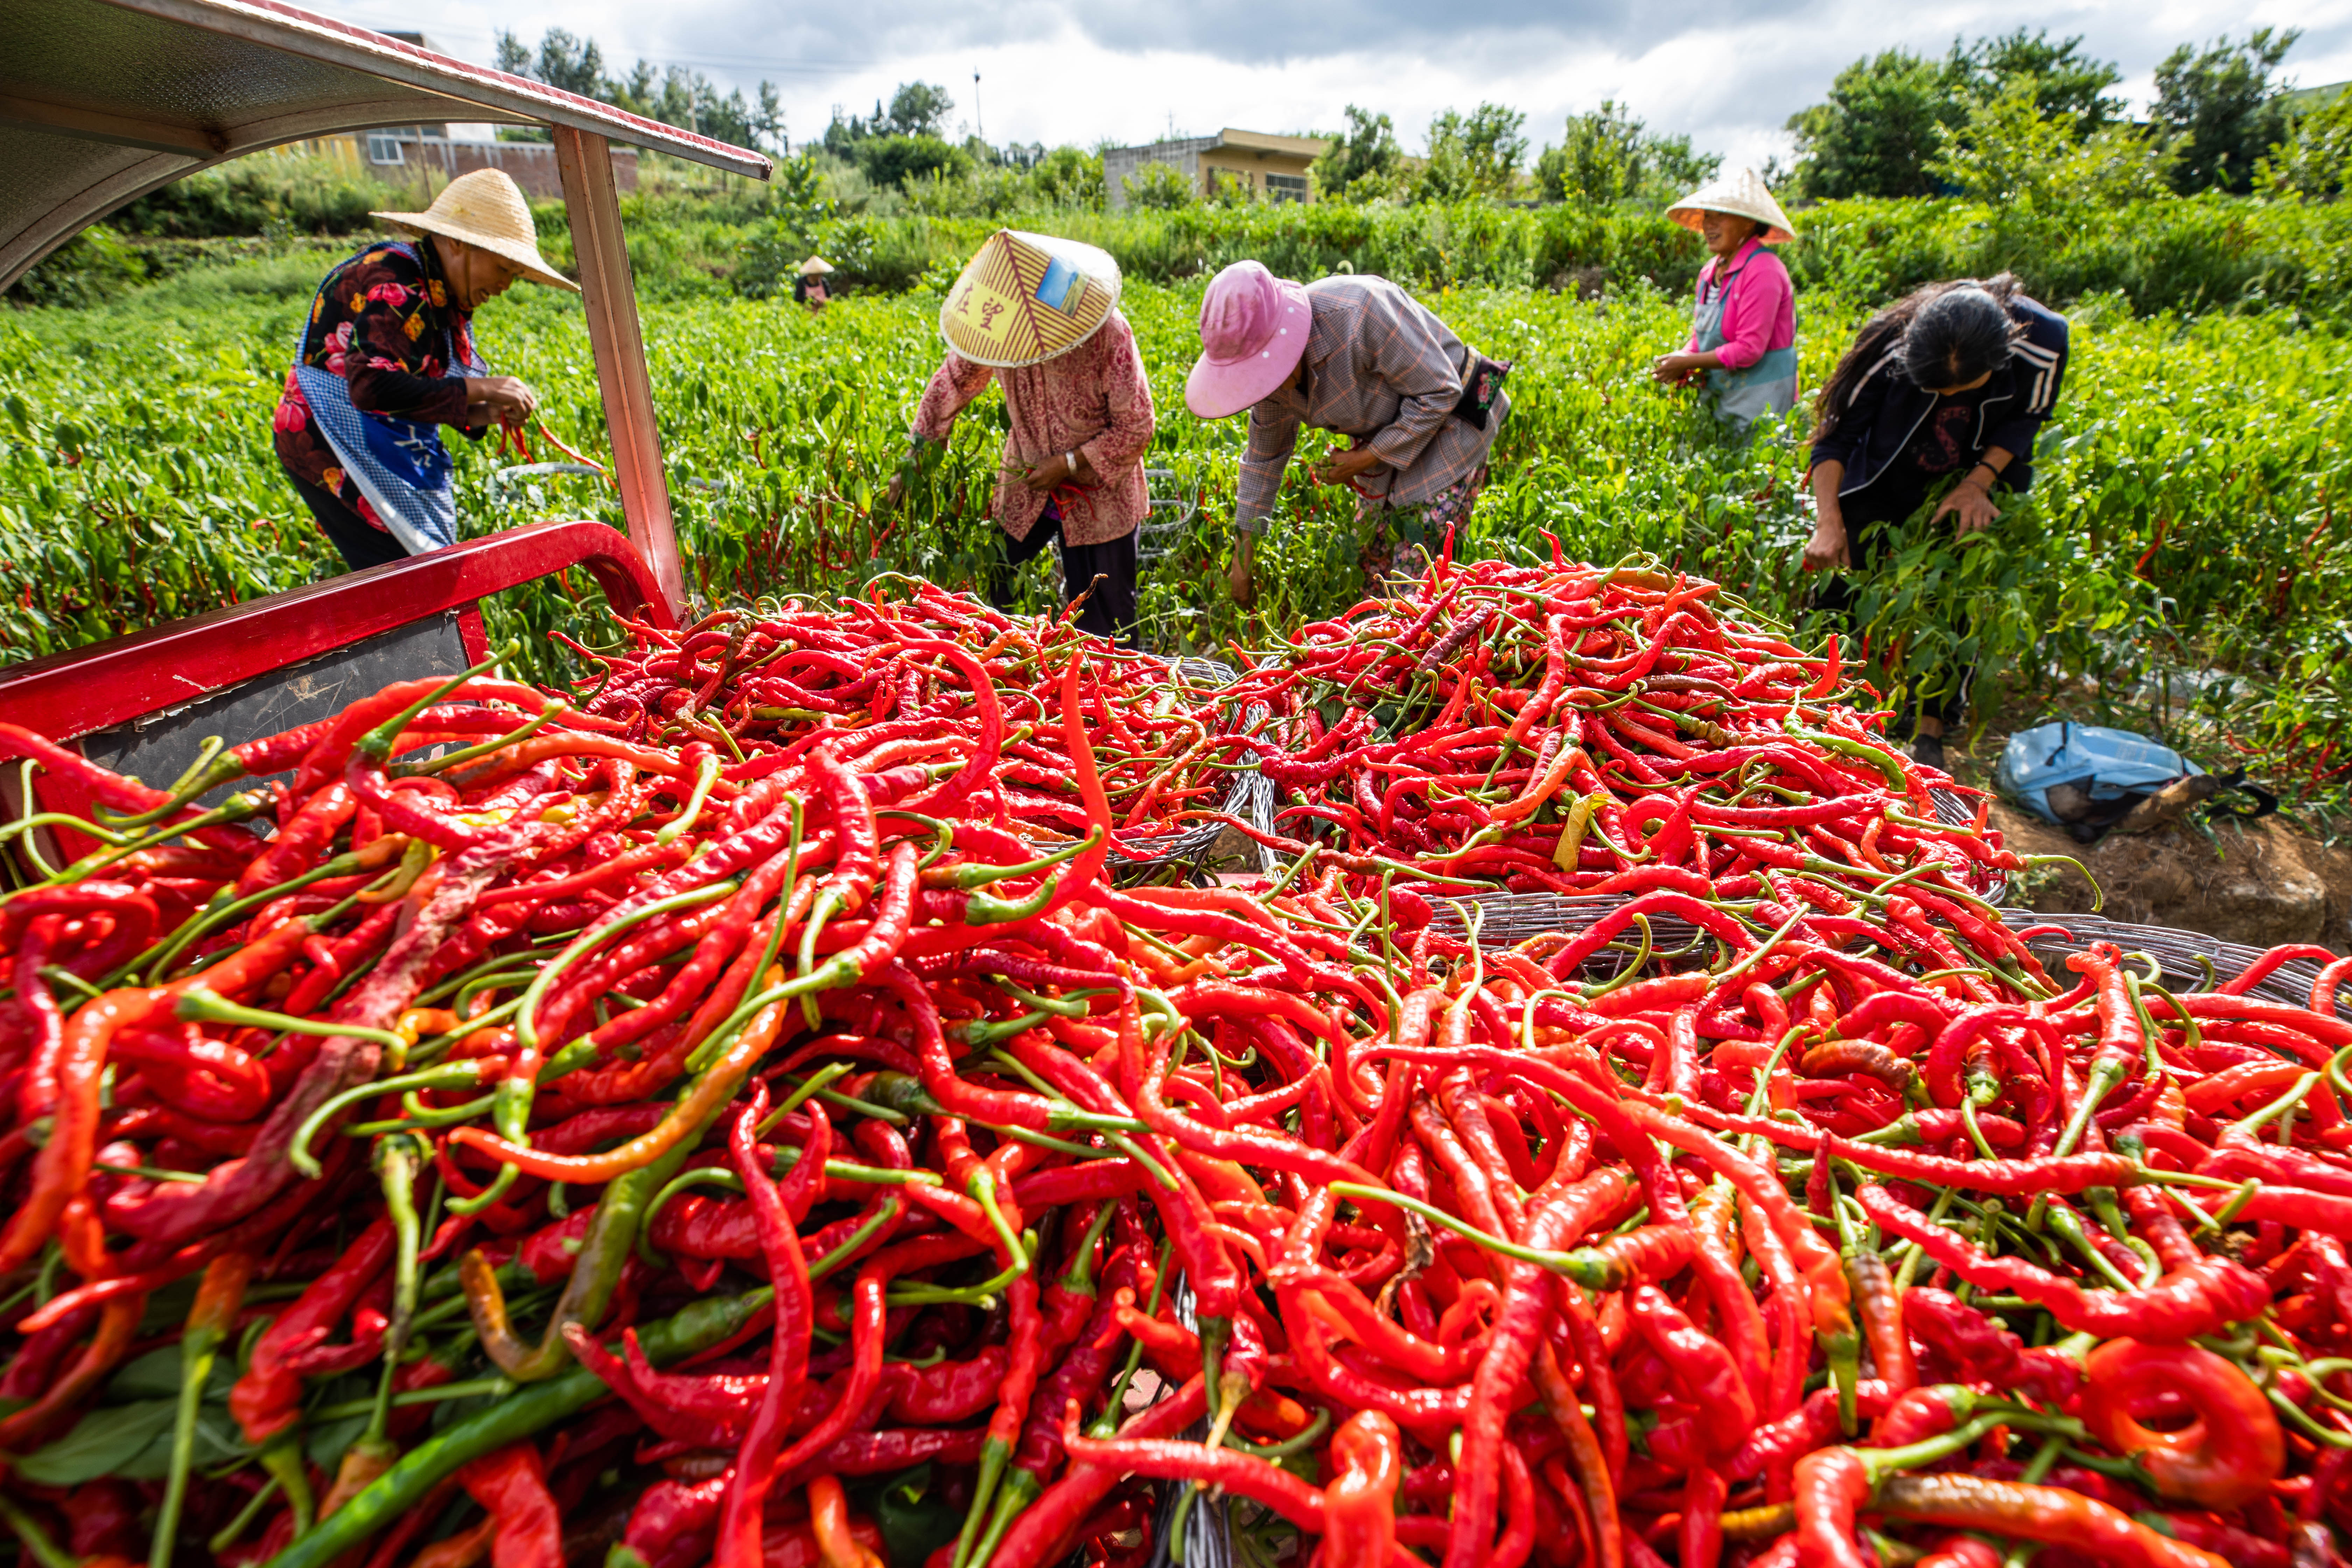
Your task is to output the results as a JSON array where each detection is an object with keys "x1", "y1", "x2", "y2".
[
  {"x1": 1098, "y1": 656, "x2": 1276, "y2": 879},
  {"x1": 1426, "y1": 892, "x2": 1702, "y2": 978},
  {"x1": 1930, "y1": 787, "x2": 2008, "y2": 904},
  {"x1": 1135, "y1": 468, "x2": 1200, "y2": 569},
  {"x1": 1130, "y1": 1279, "x2": 1235, "y2": 1568},
  {"x1": 1424, "y1": 785, "x2": 2007, "y2": 957},
  {"x1": 1997, "y1": 908, "x2": 2342, "y2": 1011},
  {"x1": 1424, "y1": 890, "x2": 2344, "y2": 1006}
]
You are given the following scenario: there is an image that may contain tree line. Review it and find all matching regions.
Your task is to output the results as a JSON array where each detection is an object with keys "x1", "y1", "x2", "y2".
[
  {"x1": 490, "y1": 29, "x2": 786, "y2": 156},
  {"x1": 482, "y1": 24, "x2": 2346, "y2": 209}
]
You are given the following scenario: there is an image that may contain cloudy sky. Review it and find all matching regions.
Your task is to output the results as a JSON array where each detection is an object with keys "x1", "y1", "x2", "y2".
[{"x1": 322, "y1": 0, "x2": 2352, "y2": 169}]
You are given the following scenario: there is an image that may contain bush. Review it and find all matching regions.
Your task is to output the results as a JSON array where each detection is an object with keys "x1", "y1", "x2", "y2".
[
  {"x1": 10, "y1": 227, "x2": 149, "y2": 309},
  {"x1": 856, "y1": 135, "x2": 967, "y2": 191},
  {"x1": 1122, "y1": 162, "x2": 1195, "y2": 211},
  {"x1": 1780, "y1": 193, "x2": 2352, "y2": 322},
  {"x1": 114, "y1": 154, "x2": 380, "y2": 239}
]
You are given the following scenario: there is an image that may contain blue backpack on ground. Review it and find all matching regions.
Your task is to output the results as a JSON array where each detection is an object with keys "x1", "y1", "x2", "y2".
[{"x1": 1996, "y1": 722, "x2": 2202, "y2": 826}]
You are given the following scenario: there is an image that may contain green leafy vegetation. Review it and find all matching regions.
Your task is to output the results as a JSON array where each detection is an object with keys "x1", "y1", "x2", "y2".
[
  {"x1": 5, "y1": 17, "x2": 2352, "y2": 821},
  {"x1": 3, "y1": 236, "x2": 2349, "y2": 814}
]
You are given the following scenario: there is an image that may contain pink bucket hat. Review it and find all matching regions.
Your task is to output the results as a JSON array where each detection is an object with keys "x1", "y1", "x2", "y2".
[{"x1": 1185, "y1": 261, "x2": 1312, "y2": 418}]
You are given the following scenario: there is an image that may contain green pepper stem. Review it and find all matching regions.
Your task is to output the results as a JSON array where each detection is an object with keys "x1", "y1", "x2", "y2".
[
  {"x1": 175, "y1": 990, "x2": 410, "y2": 1053},
  {"x1": 394, "y1": 704, "x2": 566, "y2": 778},
  {"x1": 291, "y1": 1064, "x2": 486, "y2": 1180},
  {"x1": 936, "y1": 827, "x2": 1104, "y2": 890},
  {"x1": 358, "y1": 641, "x2": 523, "y2": 761},
  {"x1": 652, "y1": 750, "x2": 723, "y2": 848}
]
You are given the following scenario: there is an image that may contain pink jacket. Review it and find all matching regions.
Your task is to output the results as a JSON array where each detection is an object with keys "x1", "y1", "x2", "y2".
[{"x1": 1683, "y1": 239, "x2": 1795, "y2": 371}]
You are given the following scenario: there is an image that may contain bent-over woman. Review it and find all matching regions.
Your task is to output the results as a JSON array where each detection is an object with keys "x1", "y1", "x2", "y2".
[
  {"x1": 898, "y1": 230, "x2": 1154, "y2": 645},
  {"x1": 1186, "y1": 261, "x2": 1509, "y2": 602},
  {"x1": 272, "y1": 169, "x2": 570, "y2": 573},
  {"x1": 1804, "y1": 273, "x2": 2071, "y2": 769}
]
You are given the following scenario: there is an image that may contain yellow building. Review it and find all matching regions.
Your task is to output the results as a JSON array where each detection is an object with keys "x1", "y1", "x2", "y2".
[{"x1": 1104, "y1": 128, "x2": 1331, "y2": 209}]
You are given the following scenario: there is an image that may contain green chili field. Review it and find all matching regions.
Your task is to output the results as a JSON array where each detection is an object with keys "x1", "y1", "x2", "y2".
[{"x1": 1, "y1": 248, "x2": 2348, "y2": 816}]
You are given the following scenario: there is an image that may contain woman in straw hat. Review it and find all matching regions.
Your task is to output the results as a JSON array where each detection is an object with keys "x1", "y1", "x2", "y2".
[
  {"x1": 1186, "y1": 261, "x2": 1509, "y2": 606},
  {"x1": 892, "y1": 229, "x2": 1154, "y2": 644},
  {"x1": 272, "y1": 167, "x2": 575, "y2": 572},
  {"x1": 1650, "y1": 167, "x2": 1799, "y2": 429},
  {"x1": 794, "y1": 256, "x2": 834, "y2": 313}
]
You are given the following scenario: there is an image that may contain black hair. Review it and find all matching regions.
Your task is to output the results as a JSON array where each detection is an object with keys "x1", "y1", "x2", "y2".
[
  {"x1": 1814, "y1": 273, "x2": 2026, "y2": 439},
  {"x1": 1902, "y1": 285, "x2": 2020, "y2": 391}
]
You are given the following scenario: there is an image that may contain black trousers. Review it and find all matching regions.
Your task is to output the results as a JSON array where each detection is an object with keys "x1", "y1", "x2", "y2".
[
  {"x1": 1806, "y1": 495, "x2": 1975, "y2": 730},
  {"x1": 286, "y1": 467, "x2": 410, "y2": 572},
  {"x1": 991, "y1": 512, "x2": 1139, "y2": 647}
]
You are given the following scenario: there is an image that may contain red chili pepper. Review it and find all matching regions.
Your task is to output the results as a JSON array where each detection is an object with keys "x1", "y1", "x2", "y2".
[
  {"x1": 1876, "y1": 1474, "x2": 2233, "y2": 1568},
  {"x1": 454, "y1": 1443, "x2": 563, "y2": 1568},
  {"x1": 2082, "y1": 1338, "x2": 2285, "y2": 1508},
  {"x1": 1858, "y1": 1184, "x2": 2269, "y2": 1341}
]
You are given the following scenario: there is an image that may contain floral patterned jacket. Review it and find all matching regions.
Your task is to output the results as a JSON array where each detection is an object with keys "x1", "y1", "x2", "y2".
[
  {"x1": 909, "y1": 311, "x2": 1154, "y2": 547},
  {"x1": 272, "y1": 240, "x2": 485, "y2": 532}
]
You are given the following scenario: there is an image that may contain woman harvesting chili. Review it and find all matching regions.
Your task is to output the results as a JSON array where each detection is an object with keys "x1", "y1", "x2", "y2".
[
  {"x1": 1188, "y1": 258, "x2": 1511, "y2": 603},
  {"x1": 272, "y1": 169, "x2": 567, "y2": 573},
  {"x1": 1650, "y1": 166, "x2": 1799, "y2": 431},
  {"x1": 1802, "y1": 273, "x2": 2071, "y2": 769},
  {"x1": 891, "y1": 230, "x2": 1154, "y2": 646}
]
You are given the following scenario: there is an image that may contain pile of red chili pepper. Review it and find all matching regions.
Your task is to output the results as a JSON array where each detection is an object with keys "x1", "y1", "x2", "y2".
[
  {"x1": 558, "y1": 581, "x2": 1261, "y2": 860},
  {"x1": 0, "y1": 568, "x2": 2346, "y2": 1568},
  {"x1": 1212, "y1": 551, "x2": 2022, "y2": 923}
]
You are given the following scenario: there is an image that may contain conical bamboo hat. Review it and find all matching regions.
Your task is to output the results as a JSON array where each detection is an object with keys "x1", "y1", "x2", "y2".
[{"x1": 939, "y1": 229, "x2": 1121, "y2": 368}]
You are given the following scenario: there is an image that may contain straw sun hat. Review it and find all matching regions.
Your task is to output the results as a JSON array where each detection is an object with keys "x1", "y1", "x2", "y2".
[
  {"x1": 370, "y1": 168, "x2": 579, "y2": 292},
  {"x1": 798, "y1": 256, "x2": 836, "y2": 276},
  {"x1": 939, "y1": 229, "x2": 1121, "y2": 369},
  {"x1": 1665, "y1": 166, "x2": 1797, "y2": 244}
]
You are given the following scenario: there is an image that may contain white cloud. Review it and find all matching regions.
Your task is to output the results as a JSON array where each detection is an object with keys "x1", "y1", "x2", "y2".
[{"x1": 323, "y1": 0, "x2": 2352, "y2": 174}]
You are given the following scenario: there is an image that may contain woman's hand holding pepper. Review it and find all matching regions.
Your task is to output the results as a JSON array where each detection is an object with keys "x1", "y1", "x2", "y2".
[
  {"x1": 1022, "y1": 450, "x2": 1097, "y2": 493},
  {"x1": 1803, "y1": 507, "x2": 1850, "y2": 574},
  {"x1": 1309, "y1": 443, "x2": 1382, "y2": 488},
  {"x1": 1652, "y1": 351, "x2": 1709, "y2": 386},
  {"x1": 1804, "y1": 461, "x2": 1850, "y2": 573},
  {"x1": 1227, "y1": 531, "x2": 1255, "y2": 609},
  {"x1": 464, "y1": 376, "x2": 538, "y2": 427}
]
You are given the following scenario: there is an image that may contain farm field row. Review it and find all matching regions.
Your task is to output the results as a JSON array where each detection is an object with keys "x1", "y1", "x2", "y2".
[{"x1": 1, "y1": 260, "x2": 2346, "y2": 809}]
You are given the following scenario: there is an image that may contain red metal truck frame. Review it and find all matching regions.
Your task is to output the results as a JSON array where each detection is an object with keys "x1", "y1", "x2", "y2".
[
  {"x1": 0, "y1": 519, "x2": 673, "y2": 860},
  {"x1": 0, "y1": 518, "x2": 672, "y2": 744}
]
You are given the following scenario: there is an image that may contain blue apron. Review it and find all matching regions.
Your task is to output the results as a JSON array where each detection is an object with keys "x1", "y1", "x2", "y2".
[
  {"x1": 1692, "y1": 248, "x2": 1797, "y2": 429},
  {"x1": 290, "y1": 241, "x2": 486, "y2": 555}
]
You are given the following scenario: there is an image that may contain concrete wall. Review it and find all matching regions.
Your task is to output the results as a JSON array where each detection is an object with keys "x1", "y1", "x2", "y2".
[
  {"x1": 1103, "y1": 137, "x2": 1213, "y2": 210},
  {"x1": 289, "y1": 133, "x2": 638, "y2": 200}
]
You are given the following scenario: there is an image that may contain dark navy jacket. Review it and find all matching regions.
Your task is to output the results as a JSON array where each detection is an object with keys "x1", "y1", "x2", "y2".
[{"x1": 1808, "y1": 292, "x2": 2070, "y2": 498}]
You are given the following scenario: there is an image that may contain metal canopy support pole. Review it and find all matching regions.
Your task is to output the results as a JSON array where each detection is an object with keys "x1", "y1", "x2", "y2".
[{"x1": 552, "y1": 125, "x2": 685, "y2": 615}]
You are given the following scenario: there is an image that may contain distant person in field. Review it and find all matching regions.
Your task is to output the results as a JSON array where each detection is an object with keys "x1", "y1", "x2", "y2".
[
  {"x1": 890, "y1": 230, "x2": 1153, "y2": 645},
  {"x1": 1803, "y1": 273, "x2": 2071, "y2": 770},
  {"x1": 272, "y1": 168, "x2": 568, "y2": 573},
  {"x1": 1186, "y1": 260, "x2": 1510, "y2": 604},
  {"x1": 1650, "y1": 167, "x2": 1799, "y2": 429},
  {"x1": 794, "y1": 255, "x2": 833, "y2": 312}
]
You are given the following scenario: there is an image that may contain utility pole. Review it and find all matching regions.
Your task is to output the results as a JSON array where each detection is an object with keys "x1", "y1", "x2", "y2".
[{"x1": 974, "y1": 70, "x2": 982, "y2": 144}]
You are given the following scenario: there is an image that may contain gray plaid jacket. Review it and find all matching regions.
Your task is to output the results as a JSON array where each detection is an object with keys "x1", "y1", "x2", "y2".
[{"x1": 1235, "y1": 275, "x2": 1507, "y2": 533}]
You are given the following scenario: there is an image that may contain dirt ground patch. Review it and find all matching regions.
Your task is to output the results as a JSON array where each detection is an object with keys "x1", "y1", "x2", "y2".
[{"x1": 1991, "y1": 799, "x2": 2352, "y2": 951}]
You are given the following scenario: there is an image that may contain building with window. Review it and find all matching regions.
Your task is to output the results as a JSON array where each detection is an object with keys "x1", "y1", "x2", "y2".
[
  {"x1": 1103, "y1": 128, "x2": 1330, "y2": 209},
  {"x1": 272, "y1": 34, "x2": 638, "y2": 198}
]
